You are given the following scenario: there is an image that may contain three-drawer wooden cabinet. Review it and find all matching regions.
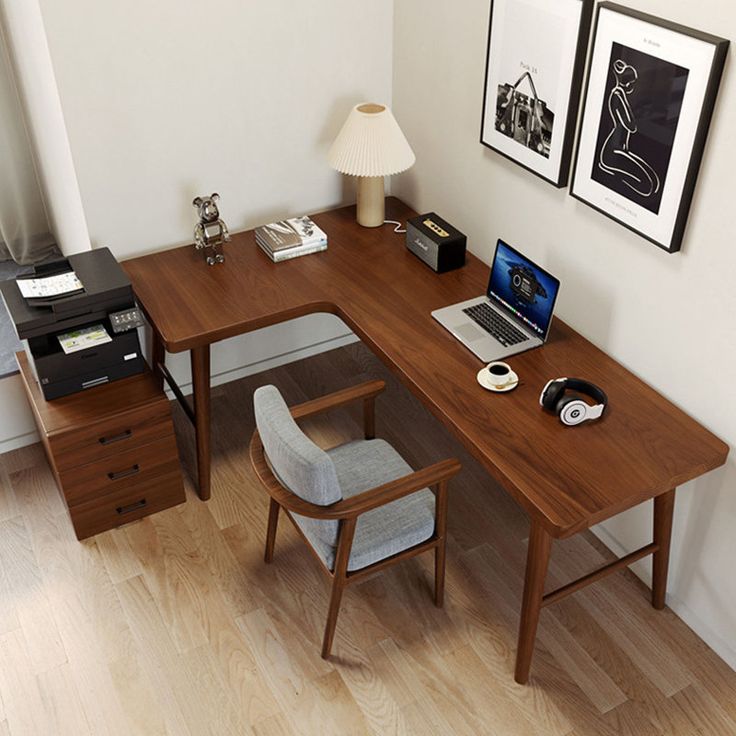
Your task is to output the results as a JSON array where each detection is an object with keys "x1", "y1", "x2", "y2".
[{"x1": 17, "y1": 351, "x2": 185, "y2": 539}]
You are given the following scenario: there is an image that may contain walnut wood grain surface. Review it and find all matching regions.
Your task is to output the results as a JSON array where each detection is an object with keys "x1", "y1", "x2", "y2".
[{"x1": 123, "y1": 198, "x2": 728, "y2": 538}]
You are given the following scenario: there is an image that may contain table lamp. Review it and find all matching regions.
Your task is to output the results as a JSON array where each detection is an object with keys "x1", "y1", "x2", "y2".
[{"x1": 328, "y1": 103, "x2": 416, "y2": 227}]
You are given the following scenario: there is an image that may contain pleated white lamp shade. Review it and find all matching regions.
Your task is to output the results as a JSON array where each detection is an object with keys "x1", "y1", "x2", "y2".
[
  {"x1": 328, "y1": 103, "x2": 415, "y2": 227},
  {"x1": 328, "y1": 103, "x2": 416, "y2": 177}
]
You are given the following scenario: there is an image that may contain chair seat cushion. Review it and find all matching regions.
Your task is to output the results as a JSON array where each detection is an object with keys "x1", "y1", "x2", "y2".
[{"x1": 293, "y1": 439, "x2": 436, "y2": 572}]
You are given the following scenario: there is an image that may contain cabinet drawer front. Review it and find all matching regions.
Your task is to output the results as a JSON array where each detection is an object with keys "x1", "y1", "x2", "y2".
[
  {"x1": 50, "y1": 402, "x2": 172, "y2": 472},
  {"x1": 69, "y1": 469, "x2": 185, "y2": 540},
  {"x1": 59, "y1": 434, "x2": 180, "y2": 507}
]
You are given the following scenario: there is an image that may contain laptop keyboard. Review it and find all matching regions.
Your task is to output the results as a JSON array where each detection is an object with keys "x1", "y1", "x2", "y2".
[{"x1": 463, "y1": 302, "x2": 527, "y2": 347}]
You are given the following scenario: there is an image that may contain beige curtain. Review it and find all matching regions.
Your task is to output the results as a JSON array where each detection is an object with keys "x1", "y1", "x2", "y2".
[{"x1": 0, "y1": 17, "x2": 55, "y2": 264}]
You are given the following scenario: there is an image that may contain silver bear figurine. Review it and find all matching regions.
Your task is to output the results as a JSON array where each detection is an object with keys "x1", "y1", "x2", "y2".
[{"x1": 193, "y1": 193, "x2": 230, "y2": 265}]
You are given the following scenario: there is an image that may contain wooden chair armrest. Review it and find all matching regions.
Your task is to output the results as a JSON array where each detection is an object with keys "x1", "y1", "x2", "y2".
[
  {"x1": 250, "y1": 429, "x2": 460, "y2": 521},
  {"x1": 289, "y1": 380, "x2": 385, "y2": 421},
  {"x1": 331, "y1": 458, "x2": 461, "y2": 518}
]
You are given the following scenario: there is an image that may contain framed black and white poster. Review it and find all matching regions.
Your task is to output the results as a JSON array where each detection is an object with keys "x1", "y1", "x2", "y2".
[
  {"x1": 570, "y1": 3, "x2": 729, "y2": 253},
  {"x1": 480, "y1": 0, "x2": 593, "y2": 188}
]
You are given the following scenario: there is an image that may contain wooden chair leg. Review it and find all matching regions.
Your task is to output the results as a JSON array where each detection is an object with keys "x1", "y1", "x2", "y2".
[
  {"x1": 434, "y1": 480, "x2": 449, "y2": 607},
  {"x1": 434, "y1": 541, "x2": 447, "y2": 607},
  {"x1": 363, "y1": 396, "x2": 376, "y2": 439},
  {"x1": 514, "y1": 520, "x2": 553, "y2": 684},
  {"x1": 321, "y1": 517, "x2": 357, "y2": 659},
  {"x1": 264, "y1": 499, "x2": 280, "y2": 563},
  {"x1": 652, "y1": 489, "x2": 676, "y2": 610}
]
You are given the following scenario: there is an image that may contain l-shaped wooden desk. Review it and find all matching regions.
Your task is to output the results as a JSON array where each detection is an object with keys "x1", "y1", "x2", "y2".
[{"x1": 123, "y1": 198, "x2": 728, "y2": 683}]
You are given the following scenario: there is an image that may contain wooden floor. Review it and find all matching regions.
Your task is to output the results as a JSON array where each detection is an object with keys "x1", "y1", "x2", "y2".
[{"x1": 1, "y1": 343, "x2": 735, "y2": 736}]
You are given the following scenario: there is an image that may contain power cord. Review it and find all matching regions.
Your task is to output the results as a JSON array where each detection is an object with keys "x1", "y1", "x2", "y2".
[{"x1": 384, "y1": 220, "x2": 406, "y2": 234}]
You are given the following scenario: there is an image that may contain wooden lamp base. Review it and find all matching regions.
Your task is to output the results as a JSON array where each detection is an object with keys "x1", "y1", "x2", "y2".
[{"x1": 356, "y1": 176, "x2": 385, "y2": 227}]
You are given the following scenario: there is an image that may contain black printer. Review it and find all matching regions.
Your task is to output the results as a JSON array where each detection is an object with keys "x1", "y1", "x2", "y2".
[{"x1": 0, "y1": 248, "x2": 146, "y2": 400}]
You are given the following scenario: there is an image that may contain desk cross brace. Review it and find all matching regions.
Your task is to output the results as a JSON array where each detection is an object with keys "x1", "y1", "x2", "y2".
[
  {"x1": 542, "y1": 542, "x2": 659, "y2": 608},
  {"x1": 158, "y1": 362, "x2": 196, "y2": 425}
]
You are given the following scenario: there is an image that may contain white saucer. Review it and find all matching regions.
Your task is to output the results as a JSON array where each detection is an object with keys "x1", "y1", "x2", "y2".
[{"x1": 477, "y1": 367, "x2": 519, "y2": 393}]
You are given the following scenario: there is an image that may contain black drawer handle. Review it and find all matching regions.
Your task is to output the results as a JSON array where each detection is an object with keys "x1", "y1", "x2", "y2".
[
  {"x1": 116, "y1": 498, "x2": 147, "y2": 515},
  {"x1": 108, "y1": 464, "x2": 140, "y2": 481},
  {"x1": 99, "y1": 429, "x2": 133, "y2": 446}
]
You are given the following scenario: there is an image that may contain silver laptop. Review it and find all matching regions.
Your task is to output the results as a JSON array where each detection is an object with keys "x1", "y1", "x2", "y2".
[{"x1": 432, "y1": 239, "x2": 560, "y2": 363}]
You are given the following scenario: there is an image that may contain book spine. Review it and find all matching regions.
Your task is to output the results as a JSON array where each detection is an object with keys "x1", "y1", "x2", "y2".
[
  {"x1": 257, "y1": 241, "x2": 327, "y2": 262},
  {"x1": 272, "y1": 243, "x2": 328, "y2": 262}
]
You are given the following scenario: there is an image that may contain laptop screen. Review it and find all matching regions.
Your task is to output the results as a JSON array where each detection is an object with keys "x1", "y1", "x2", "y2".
[{"x1": 487, "y1": 240, "x2": 560, "y2": 339}]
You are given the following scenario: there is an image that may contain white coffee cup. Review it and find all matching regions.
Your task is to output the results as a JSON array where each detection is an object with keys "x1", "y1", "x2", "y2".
[{"x1": 485, "y1": 361, "x2": 515, "y2": 388}]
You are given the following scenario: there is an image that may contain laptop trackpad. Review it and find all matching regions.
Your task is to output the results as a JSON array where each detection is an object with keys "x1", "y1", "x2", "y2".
[{"x1": 454, "y1": 323, "x2": 485, "y2": 342}]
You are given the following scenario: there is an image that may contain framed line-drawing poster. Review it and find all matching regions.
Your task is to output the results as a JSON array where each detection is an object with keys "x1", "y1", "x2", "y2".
[
  {"x1": 480, "y1": 0, "x2": 594, "y2": 188},
  {"x1": 570, "y1": 3, "x2": 729, "y2": 253}
]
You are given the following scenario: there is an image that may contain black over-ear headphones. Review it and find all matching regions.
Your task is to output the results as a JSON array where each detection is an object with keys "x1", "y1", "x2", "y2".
[{"x1": 539, "y1": 377, "x2": 608, "y2": 426}]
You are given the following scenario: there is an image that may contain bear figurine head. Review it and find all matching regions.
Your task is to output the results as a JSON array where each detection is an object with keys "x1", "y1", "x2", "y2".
[{"x1": 193, "y1": 193, "x2": 221, "y2": 223}]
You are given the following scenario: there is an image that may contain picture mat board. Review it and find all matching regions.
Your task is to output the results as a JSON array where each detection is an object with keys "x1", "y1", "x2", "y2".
[
  {"x1": 481, "y1": 0, "x2": 585, "y2": 184},
  {"x1": 572, "y1": 6, "x2": 717, "y2": 249}
]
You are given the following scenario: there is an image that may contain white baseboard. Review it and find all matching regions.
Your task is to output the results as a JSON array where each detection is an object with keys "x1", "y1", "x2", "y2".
[
  {"x1": 592, "y1": 524, "x2": 736, "y2": 673},
  {"x1": 0, "y1": 429, "x2": 40, "y2": 455}
]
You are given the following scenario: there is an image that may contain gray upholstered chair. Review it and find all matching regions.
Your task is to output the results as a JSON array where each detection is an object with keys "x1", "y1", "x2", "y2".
[{"x1": 249, "y1": 379, "x2": 461, "y2": 658}]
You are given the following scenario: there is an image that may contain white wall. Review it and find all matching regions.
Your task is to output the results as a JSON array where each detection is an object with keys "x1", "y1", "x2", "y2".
[
  {"x1": 393, "y1": 0, "x2": 736, "y2": 669},
  {"x1": 37, "y1": 0, "x2": 394, "y2": 256}
]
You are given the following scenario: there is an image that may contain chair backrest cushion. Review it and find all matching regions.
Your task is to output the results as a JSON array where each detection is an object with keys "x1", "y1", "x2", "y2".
[{"x1": 254, "y1": 386, "x2": 342, "y2": 514}]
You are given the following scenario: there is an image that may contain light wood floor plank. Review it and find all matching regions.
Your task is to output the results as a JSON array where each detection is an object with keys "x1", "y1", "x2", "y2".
[
  {"x1": 0, "y1": 466, "x2": 18, "y2": 523},
  {"x1": 0, "y1": 630, "x2": 49, "y2": 736},
  {"x1": 106, "y1": 647, "x2": 171, "y2": 736},
  {"x1": 324, "y1": 636, "x2": 405, "y2": 736},
  {"x1": 124, "y1": 515, "x2": 210, "y2": 654},
  {"x1": 238, "y1": 607, "x2": 374, "y2": 736},
  {"x1": 150, "y1": 505, "x2": 282, "y2": 726},
  {"x1": 95, "y1": 526, "x2": 145, "y2": 584},
  {"x1": 115, "y1": 575, "x2": 197, "y2": 736},
  {"x1": 0, "y1": 343, "x2": 733, "y2": 735},
  {"x1": 378, "y1": 636, "x2": 486, "y2": 736},
  {"x1": 251, "y1": 713, "x2": 293, "y2": 736},
  {"x1": 177, "y1": 644, "x2": 252, "y2": 736},
  {"x1": 27, "y1": 510, "x2": 134, "y2": 736},
  {"x1": 36, "y1": 662, "x2": 93, "y2": 736},
  {"x1": 0, "y1": 513, "x2": 67, "y2": 675},
  {"x1": 0, "y1": 552, "x2": 19, "y2": 636}
]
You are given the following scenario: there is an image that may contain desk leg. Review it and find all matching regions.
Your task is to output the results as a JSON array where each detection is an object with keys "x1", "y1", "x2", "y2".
[
  {"x1": 515, "y1": 520, "x2": 552, "y2": 684},
  {"x1": 191, "y1": 345, "x2": 212, "y2": 501},
  {"x1": 149, "y1": 328, "x2": 165, "y2": 391},
  {"x1": 652, "y1": 489, "x2": 675, "y2": 610}
]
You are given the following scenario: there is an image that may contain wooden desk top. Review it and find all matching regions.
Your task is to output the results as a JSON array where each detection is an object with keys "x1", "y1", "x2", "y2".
[{"x1": 123, "y1": 198, "x2": 728, "y2": 537}]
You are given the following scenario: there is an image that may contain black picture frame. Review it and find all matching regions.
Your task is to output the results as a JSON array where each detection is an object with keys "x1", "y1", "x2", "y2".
[
  {"x1": 570, "y1": 3, "x2": 729, "y2": 253},
  {"x1": 480, "y1": 0, "x2": 594, "y2": 188}
]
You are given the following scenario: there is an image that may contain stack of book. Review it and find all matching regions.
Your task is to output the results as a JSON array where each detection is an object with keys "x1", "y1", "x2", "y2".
[{"x1": 255, "y1": 216, "x2": 328, "y2": 262}]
